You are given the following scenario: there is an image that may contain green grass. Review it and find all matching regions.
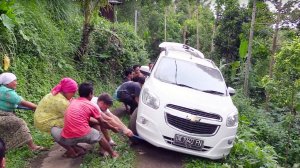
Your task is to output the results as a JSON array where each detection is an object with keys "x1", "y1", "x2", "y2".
[
  {"x1": 80, "y1": 135, "x2": 136, "y2": 168},
  {"x1": 184, "y1": 157, "x2": 227, "y2": 168},
  {"x1": 80, "y1": 110, "x2": 136, "y2": 168},
  {"x1": 6, "y1": 147, "x2": 34, "y2": 168}
]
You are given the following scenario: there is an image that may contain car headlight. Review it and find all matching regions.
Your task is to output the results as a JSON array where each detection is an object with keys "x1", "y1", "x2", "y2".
[
  {"x1": 226, "y1": 112, "x2": 238, "y2": 127},
  {"x1": 142, "y1": 88, "x2": 160, "y2": 109}
]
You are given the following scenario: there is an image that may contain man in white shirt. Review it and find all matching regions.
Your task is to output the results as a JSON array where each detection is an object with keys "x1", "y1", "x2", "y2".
[{"x1": 91, "y1": 93, "x2": 133, "y2": 146}]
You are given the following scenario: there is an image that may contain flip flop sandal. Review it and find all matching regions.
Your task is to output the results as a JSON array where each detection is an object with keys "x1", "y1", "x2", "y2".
[
  {"x1": 62, "y1": 152, "x2": 79, "y2": 158},
  {"x1": 109, "y1": 140, "x2": 117, "y2": 146},
  {"x1": 32, "y1": 146, "x2": 48, "y2": 152},
  {"x1": 99, "y1": 149, "x2": 109, "y2": 157},
  {"x1": 77, "y1": 150, "x2": 86, "y2": 157},
  {"x1": 75, "y1": 145, "x2": 87, "y2": 152}
]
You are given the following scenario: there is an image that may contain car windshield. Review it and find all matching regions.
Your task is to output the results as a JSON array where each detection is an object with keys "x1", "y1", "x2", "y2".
[{"x1": 154, "y1": 57, "x2": 226, "y2": 95}]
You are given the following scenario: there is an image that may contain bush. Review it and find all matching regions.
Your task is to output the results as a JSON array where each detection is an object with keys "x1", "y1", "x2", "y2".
[
  {"x1": 185, "y1": 90, "x2": 279, "y2": 167},
  {"x1": 1, "y1": 1, "x2": 149, "y2": 167},
  {"x1": 86, "y1": 19, "x2": 149, "y2": 84}
]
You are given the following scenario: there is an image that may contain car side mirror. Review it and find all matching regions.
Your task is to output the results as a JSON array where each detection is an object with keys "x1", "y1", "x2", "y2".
[{"x1": 227, "y1": 87, "x2": 235, "y2": 96}]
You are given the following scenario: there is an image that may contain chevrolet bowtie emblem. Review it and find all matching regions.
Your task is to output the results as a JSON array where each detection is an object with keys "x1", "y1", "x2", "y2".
[{"x1": 186, "y1": 114, "x2": 201, "y2": 122}]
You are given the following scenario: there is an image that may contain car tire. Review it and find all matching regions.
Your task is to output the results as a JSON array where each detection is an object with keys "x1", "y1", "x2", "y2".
[
  {"x1": 128, "y1": 108, "x2": 138, "y2": 135},
  {"x1": 128, "y1": 109, "x2": 141, "y2": 144}
]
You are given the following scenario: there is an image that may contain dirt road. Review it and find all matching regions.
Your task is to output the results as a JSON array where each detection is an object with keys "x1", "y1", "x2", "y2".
[
  {"x1": 132, "y1": 141, "x2": 184, "y2": 168},
  {"x1": 29, "y1": 107, "x2": 184, "y2": 168},
  {"x1": 29, "y1": 141, "x2": 183, "y2": 168}
]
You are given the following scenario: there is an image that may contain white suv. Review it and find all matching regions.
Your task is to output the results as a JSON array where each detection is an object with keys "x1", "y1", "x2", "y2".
[{"x1": 130, "y1": 42, "x2": 238, "y2": 160}]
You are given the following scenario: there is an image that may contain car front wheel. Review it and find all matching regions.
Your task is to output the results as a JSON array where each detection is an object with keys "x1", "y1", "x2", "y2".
[{"x1": 128, "y1": 108, "x2": 138, "y2": 135}]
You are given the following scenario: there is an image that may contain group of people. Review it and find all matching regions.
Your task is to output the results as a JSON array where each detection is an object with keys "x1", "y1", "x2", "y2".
[
  {"x1": 115, "y1": 63, "x2": 154, "y2": 115},
  {"x1": 0, "y1": 62, "x2": 154, "y2": 166},
  {"x1": 0, "y1": 72, "x2": 135, "y2": 166}
]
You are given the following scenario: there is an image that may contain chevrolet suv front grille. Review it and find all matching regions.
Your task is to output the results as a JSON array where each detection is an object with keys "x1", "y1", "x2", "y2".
[
  {"x1": 166, "y1": 113, "x2": 220, "y2": 135},
  {"x1": 166, "y1": 104, "x2": 222, "y2": 121}
]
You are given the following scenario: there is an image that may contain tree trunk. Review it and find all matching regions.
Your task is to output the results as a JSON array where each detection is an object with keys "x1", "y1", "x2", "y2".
[
  {"x1": 243, "y1": 0, "x2": 256, "y2": 97},
  {"x1": 74, "y1": 23, "x2": 94, "y2": 61},
  {"x1": 183, "y1": 25, "x2": 187, "y2": 44},
  {"x1": 211, "y1": 2, "x2": 221, "y2": 54},
  {"x1": 210, "y1": 22, "x2": 216, "y2": 54},
  {"x1": 265, "y1": 0, "x2": 282, "y2": 110},
  {"x1": 164, "y1": 8, "x2": 167, "y2": 42},
  {"x1": 196, "y1": 6, "x2": 200, "y2": 50},
  {"x1": 269, "y1": 10, "x2": 281, "y2": 79},
  {"x1": 74, "y1": 0, "x2": 98, "y2": 62},
  {"x1": 135, "y1": 10, "x2": 138, "y2": 33}
]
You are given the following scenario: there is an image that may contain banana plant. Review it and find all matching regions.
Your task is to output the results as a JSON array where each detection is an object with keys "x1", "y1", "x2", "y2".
[{"x1": 74, "y1": 0, "x2": 109, "y2": 61}]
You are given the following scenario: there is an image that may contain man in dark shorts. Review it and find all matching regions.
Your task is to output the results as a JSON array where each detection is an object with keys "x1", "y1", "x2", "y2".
[
  {"x1": 51, "y1": 83, "x2": 118, "y2": 158},
  {"x1": 117, "y1": 77, "x2": 145, "y2": 114}
]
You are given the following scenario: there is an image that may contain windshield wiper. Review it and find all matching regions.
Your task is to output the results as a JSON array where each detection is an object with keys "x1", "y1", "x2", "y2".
[
  {"x1": 172, "y1": 83, "x2": 224, "y2": 95},
  {"x1": 201, "y1": 90, "x2": 224, "y2": 95},
  {"x1": 176, "y1": 83, "x2": 193, "y2": 89},
  {"x1": 175, "y1": 83, "x2": 201, "y2": 91}
]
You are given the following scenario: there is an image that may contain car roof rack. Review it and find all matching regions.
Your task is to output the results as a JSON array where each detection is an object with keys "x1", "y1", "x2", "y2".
[
  {"x1": 159, "y1": 42, "x2": 205, "y2": 59},
  {"x1": 204, "y1": 59, "x2": 217, "y2": 68}
]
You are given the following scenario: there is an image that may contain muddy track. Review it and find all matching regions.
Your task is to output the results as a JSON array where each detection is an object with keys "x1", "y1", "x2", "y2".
[
  {"x1": 115, "y1": 107, "x2": 184, "y2": 168},
  {"x1": 132, "y1": 141, "x2": 183, "y2": 168}
]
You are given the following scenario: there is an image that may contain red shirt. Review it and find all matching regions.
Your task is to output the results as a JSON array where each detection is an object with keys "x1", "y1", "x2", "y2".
[{"x1": 61, "y1": 97, "x2": 101, "y2": 138}]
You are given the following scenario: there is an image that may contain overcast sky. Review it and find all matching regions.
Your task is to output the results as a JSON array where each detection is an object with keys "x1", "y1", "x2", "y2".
[
  {"x1": 209, "y1": 0, "x2": 291, "y2": 12},
  {"x1": 239, "y1": 0, "x2": 291, "y2": 11},
  {"x1": 238, "y1": 0, "x2": 289, "y2": 5}
]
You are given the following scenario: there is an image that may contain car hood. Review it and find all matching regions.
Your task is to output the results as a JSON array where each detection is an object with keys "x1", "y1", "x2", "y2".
[{"x1": 143, "y1": 78, "x2": 237, "y2": 114}]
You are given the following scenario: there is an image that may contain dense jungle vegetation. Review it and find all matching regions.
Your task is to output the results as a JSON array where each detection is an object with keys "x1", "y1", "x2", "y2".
[{"x1": 0, "y1": 0, "x2": 299, "y2": 167}]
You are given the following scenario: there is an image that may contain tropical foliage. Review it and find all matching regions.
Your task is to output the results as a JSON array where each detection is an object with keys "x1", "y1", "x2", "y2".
[{"x1": 0, "y1": 0, "x2": 299, "y2": 167}]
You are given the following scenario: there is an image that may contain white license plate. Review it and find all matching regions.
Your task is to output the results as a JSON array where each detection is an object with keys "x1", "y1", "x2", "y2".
[{"x1": 173, "y1": 134, "x2": 203, "y2": 150}]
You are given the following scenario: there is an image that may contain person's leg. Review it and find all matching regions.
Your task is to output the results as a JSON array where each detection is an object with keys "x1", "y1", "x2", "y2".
[
  {"x1": 127, "y1": 100, "x2": 138, "y2": 114},
  {"x1": 90, "y1": 117, "x2": 113, "y2": 144},
  {"x1": 59, "y1": 144, "x2": 77, "y2": 158},
  {"x1": 27, "y1": 139, "x2": 41, "y2": 150},
  {"x1": 90, "y1": 118, "x2": 114, "y2": 153},
  {"x1": 98, "y1": 137, "x2": 118, "y2": 158},
  {"x1": 100, "y1": 127, "x2": 111, "y2": 143},
  {"x1": 51, "y1": 127, "x2": 77, "y2": 157},
  {"x1": 86, "y1": 128, "x2": 118, "y2": 158},
  {"x1": 120, "y1": 94, "x2": 137, "y2": 115},
  {"x1": 73, "y1": 145, "x2": 86, "y2": 156},
  {"x1": 14, "y1": 122, "x2": 43, "y2": 151},
  {"x1": 26, "y1": 138, "x2": 47, "y2": 151},
  {"x1": 0, "y1": 158, "x2": 5, "y2": 168},
  {"x1": 0, "y1": 138, "x2": 5, "y2": 168},
  {"x1": 123, "y1": 103, "x2": 129, "y2": 113},
  {"x1": 0, "y1": 113, "x2": 44, "y2": 151}
]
